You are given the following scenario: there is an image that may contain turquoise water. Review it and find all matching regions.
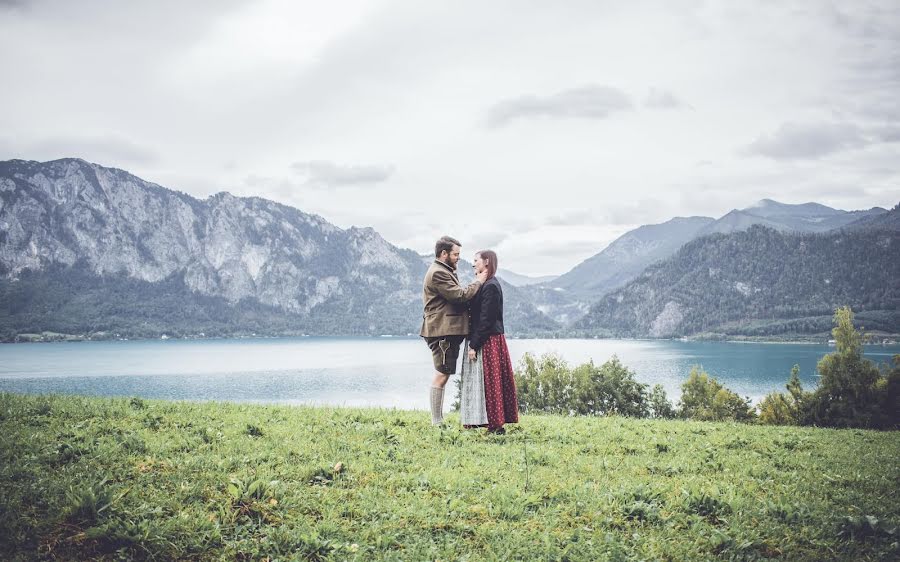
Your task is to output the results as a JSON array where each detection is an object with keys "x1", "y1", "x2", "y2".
[{"x1": 1, "y1": 337, "x2": 897, "y2": 409}]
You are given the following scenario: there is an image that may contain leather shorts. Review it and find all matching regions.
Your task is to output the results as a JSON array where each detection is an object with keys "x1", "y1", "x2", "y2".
[{"x1": 425, "y1": 335, "x2": 465, "y2": 374}]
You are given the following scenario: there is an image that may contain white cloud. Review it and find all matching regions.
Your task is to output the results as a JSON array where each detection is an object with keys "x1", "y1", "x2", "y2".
[
  {"x1": 644, "y1": 88, "x2": 690, "y2": 110},
  {"x1": 742, "y1": 122, "x2": 869, "y2": 160},
  {"x1": 485, "y1": 85, "x2": 633, "y2": 127},
  {"x1": 291, "y1": 160, "x2": 395, "y2": 188}
]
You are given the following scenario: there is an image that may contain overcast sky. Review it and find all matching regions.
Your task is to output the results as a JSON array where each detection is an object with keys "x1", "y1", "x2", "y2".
[{"x1": 2, "y1": 0, "x2": 898, "y2": 276}]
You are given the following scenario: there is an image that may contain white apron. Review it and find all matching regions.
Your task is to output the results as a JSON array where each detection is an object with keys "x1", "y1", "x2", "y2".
[{"x1": 459, "y1": 339, "x2": 489, "y2": 426}]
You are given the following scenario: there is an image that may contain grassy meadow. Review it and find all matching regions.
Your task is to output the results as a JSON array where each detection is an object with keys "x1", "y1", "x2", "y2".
[{"x1": 1, "y1": 392, "x2": 898, "y2": 561}]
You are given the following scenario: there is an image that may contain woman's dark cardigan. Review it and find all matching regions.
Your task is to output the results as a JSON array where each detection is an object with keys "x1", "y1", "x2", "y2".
[{"x1": 468, "y1": 277, "x2": 505, "y2": 351}]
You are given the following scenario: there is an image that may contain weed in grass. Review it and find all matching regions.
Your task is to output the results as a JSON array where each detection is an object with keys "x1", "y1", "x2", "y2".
[
  {"x1": 621, "y1": 500, "x2": 661, "y2": 524},
  {"x1": 225, "y1": 477, "x2": 281, "y2": 525},
  {"x1": 64, "y1": 477, "x2": 116, "y2": 524},
  {"x1": 29, "y1": 399, "x2": 52, "y2": 417},
  {"x1": 625, "y1": 485, "x2": 664, "y2": 505},
  {"x1": 142, "y1": 414, "x2": 164, "y2": 431},
  {"x1": 197, "y1": 426, "x2": 214, "y2": 444},
  {"x1": 724, "y1": 437, "x2": 749, "y2": 449},
  {"x1": 263, "y1": 525, "x2": 339, "y2": 561},
  {"x1": 245, "y1": 424, "x2": 264, "y2": 437},
  {"x1": 375, "y1": 428, "x2": 400, "y2": 445},
  {"x1": 701, "y1": 447, "x2": 724, "y2": 472},
  {"x1": 307, "y1": 467, "x2": 337, "y2": 486},
  {"x1": 118, "y1": 432, "x2": 146, "y2": 454},
  {"x1": 836, "y1": 515, "x2": 898, "y2": 542},
  {"x1": 682, "y1": 489, "x2": 732, "y2": 524},
  {"x1": 54, "y1": 442, "x2": 86, "y2": 464},
  {"x1": 775, "y1": 436, "x2": 805, "y2": 450}
]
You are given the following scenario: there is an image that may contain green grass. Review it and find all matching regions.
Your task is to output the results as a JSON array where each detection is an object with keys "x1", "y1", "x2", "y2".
[{"x1": 1, "y1": 393, "x2": 898, "y2": 561}]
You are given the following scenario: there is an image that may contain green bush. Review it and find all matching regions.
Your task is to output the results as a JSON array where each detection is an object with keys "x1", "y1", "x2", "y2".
[
  {"x1": 515, "y1": 353, "x2": 666, "y2": 417},
  {"x1": 809, "y1": 307, "x2": 885, "y2": 428},
  {"x1": 759, "y1": 364, "x2": 807, "y2": 425},
  {"x1": 678, "y1": 367, "x2": 756, "y2": 422},
  {"x1": 760, "y1": 307, "x2": 900, "y2": 429},
  {"x1": 649, "y1": 384, "x2": 677, "y2": 419}
]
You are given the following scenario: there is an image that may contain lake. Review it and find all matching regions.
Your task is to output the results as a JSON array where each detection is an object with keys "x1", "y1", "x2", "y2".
[{"x1": 1, "y1": 337, "x2": 898, "y2": 410}]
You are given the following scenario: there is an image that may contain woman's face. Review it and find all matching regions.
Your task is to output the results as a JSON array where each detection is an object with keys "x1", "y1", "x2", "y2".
[{"x1": 472, "y1": 254, "x2": 486, "y2": 274}]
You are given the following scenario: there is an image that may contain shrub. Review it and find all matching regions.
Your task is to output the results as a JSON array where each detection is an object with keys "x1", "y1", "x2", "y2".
[
  {"x1": 515, "y1": 353, "x2": 667, "y2": 417},
  {"x1": 759, "y1": 364, "x2": 809, "y2": 425},
  {"x1": 648, "y1": 384, "x2": 676, "y2": 419},
  {"x1": 678, "y1": 367, "x2": 756, "y2": 422},
  {"x1": 572, "y1": 356, "x2": 650, "y2": 417},
  {"x1": 758, "y1": 307, "x2": 900, "y2": 429},
  {"x1": 805, "y1": 307, "x2": 898, "y2": 429},
  {"x1": 515, "y1": 353, "x2": 578, "y2": 415}
]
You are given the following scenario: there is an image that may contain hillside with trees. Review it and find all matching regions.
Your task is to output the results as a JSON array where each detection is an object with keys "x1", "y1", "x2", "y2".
[{"x1": 573, "y1": 225, "x2": 900, "y2": 338}]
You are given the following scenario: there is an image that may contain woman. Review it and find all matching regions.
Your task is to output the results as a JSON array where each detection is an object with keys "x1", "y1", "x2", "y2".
[{"x1": 460, "y1": 250, "x2": 519, "y2": 433}]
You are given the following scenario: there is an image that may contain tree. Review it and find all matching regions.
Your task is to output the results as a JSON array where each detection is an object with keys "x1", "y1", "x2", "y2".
[
  {"x1": 648, "y1": 384, "x2": 676, "y2": 419},
  {"x1": 678, "y1": 366, "x2": 756, "y2": 422},
  {"x1": 759, "y1": 364, "x2": 811, "y2": 425},
  {"x1": 808, "y1": 307, "x2": 886, "y2": 428},
  {"x1": 758, "y1": 391, "x2": 794, "y2": 425},
  {"x1": 879, "y1": 355, "x2": 900, "y2": 429}
]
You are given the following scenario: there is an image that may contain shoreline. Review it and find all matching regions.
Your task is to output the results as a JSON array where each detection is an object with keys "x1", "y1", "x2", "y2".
[{"x1": 4, "y1": 332, "x2": 899, "y2": 346}]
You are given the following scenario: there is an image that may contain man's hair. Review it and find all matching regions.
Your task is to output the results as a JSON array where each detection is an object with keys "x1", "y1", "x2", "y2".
[
  {"x1": 476, "y1": 250, "x2": 498, "y2": 280},
  {"x1": 435, "y1": 236, "x2": 461, "y2": 258}
]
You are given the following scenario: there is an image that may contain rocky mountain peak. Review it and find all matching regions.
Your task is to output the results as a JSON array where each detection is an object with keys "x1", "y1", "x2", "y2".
[{"x1": 0, "y1": 158, "x2": 558, "y2": 336}]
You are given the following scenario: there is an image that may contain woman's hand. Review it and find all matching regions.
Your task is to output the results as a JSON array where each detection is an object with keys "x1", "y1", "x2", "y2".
[{"x1": 468, "y1": 348, "x2": 477, "y2": 361}]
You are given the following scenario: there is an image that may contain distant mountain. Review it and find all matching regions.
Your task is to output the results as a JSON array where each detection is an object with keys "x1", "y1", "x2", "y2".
[
  {"x1": 544, "y1": 200, "x2": 887, "y2": 313},
  {"x1": 572, "y1": 225, "x2": 900, "y2": 338},
  {"x1": 844, "y1": 203, "x2": 900, "y2": 232},
  {"x1": 552, "y1": 216, "x2": 715, "y2": 299},
  {"x1": 0, "y1": 158, "x2": 556, "y2": 339},
  {"x1": 695, "y1": 199, "x2": 886, "y2": 237},
  {"x1": 497, "y1": 269, "x2": 558, "y2": 287}
]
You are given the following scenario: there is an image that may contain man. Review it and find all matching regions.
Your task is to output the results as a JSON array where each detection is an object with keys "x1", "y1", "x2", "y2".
[{"x1": 421, "y1": 235, "x2": 487, "y2": 425}]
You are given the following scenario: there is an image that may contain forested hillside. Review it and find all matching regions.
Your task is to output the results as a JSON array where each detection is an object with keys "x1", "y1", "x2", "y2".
[{"x1": 574, "y1": 225, "x2": 900, "y2": 338}]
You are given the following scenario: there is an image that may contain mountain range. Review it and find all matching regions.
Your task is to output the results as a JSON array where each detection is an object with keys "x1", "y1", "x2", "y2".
[
  {"x1": 573, "y1": 221, "x2": 900, "y2": 338},
  {"x1": 545, "y1": 199, "x2": 886, "y2": 297},
  {"x1": 0, "y1": 158, "x2": 897, "y2": 340},
  {"x1": 522, "y1": 198, "x2": 889, "y2": 324},
  {"x1": 0, "y1": 158, "x2": 557, "y2": 338}
]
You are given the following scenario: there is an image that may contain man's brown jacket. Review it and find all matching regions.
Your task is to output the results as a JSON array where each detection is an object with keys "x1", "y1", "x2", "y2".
[{"x1": 420, "y1": 260, "x2": 481, "y2": 337}]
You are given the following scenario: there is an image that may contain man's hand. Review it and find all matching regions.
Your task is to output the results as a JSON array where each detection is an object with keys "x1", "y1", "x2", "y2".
[
  {"x1": 476, "y1": 270, "x2": 489, "y2": 283},
  {"x1": 468, "y1": 348, "x2": 477, "y2": 361}
]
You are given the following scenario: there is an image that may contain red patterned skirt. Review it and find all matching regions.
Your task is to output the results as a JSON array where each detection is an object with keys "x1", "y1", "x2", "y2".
[{"x1": 481, "y1": 333, "x2": 519, "y2": 430}]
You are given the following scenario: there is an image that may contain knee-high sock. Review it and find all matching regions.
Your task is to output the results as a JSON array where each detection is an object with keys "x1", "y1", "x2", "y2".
[{"x1": 430, "y1": 385, "x2": 444, "y2": 425}]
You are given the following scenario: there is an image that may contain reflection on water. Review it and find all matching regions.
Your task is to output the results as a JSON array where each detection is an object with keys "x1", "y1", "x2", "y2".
[{"x1": 1, "y1": 337, "x2": 898, "y2": 410}]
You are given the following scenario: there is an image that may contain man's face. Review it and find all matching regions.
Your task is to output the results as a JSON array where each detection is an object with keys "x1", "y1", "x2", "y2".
[{"x1": 446, "y1": 245, "x2": 461, "y2": 269}]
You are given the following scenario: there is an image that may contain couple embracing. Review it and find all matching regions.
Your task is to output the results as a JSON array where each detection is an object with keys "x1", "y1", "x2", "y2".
[{"x1": 420, "y1": 235, "x2": 519, "y2": 433}]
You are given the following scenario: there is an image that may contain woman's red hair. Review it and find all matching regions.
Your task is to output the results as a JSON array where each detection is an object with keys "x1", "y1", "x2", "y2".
[{"x1": 476, "y1": 250, "x2": 498, "y2": 280}]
